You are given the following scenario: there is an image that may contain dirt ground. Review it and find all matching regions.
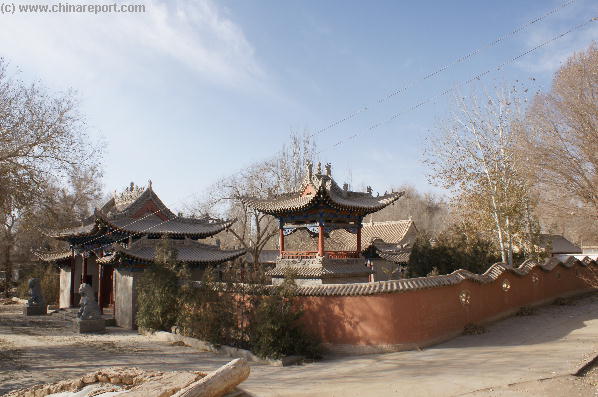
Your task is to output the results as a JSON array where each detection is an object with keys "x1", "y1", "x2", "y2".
[{"x1": 1, "y1": 294, "x2": 597, "y2": 397}]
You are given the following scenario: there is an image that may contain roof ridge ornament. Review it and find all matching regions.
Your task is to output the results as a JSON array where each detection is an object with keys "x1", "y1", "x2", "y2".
[
  {"x1": 306, "y1": 160, "x2": 313, "y2": 180},
  {"x1": 114, "y1": 181, "x2": 146, "y2": 210},
  {"x1": 316, "y1": 162, "x2": 322, "y2": 175},
  {"x1": 325, "y1": 163, "x2": 332, "y2": 176}
]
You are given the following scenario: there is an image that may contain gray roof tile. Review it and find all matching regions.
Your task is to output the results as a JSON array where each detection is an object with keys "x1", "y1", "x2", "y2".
[
  {"x1": 241, "y1": 172, "x2": 403, "y2": 216},
  {"x1": 287, "y1": 256, "x2": 597, "y2": 296},
  {"x1": 97, "y1": 237, "x2": 245, "y2": 266}
]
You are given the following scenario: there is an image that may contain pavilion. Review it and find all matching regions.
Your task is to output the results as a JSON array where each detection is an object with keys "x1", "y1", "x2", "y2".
[
  {"x1": 38, "y1": 182, "x2": 245, "y2": 328},
  {"x1": 241, "y1": 162, "x2": 404, "y2": 285}
]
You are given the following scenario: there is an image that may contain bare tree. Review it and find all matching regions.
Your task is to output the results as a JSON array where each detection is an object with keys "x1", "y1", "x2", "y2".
[
  {"x1": 187, "y1": 131, "x2": 317, "y2": 268},
  {"x1": 522, "y1": 43, "x2": 598, "y2": 240},
  {"x1": 0, "y1": 58, "x2": 102, "y2": 295},
  {"x1": 366, "y1": 185, "x2": 450, "y2": 236},
  {"x1": 425, "y1": 87, "x2": 536, "y2": 265}
]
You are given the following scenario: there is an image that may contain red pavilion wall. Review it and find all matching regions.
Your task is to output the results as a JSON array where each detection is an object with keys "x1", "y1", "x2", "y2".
[{"x1": 297, "y1": 262, "x2": 596, "y2": 353}]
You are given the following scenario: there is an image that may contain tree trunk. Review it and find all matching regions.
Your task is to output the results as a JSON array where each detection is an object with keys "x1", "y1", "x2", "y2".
[
  {"x1": 173, "y1": 358, "x2": 250, "y2": 397},
  {"x1": 505, "y1": 216, "x2": 514, "y2": 266},
  {"x1": 490, "y1": 195, "x2": 507, "y2": 263},
  {"x1": 2, "y1": 238, "x2": 12, "y2": 298}
]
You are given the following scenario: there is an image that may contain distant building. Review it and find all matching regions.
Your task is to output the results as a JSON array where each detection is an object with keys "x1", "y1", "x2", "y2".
[
  {"x1": 358, "y1": 220, "x2": 418, "y2": 281},
  {"x1": 539, "y1": 234, "x2": 582, "y2": 257}
]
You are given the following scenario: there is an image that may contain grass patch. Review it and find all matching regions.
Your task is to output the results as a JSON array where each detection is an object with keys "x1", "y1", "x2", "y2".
[
  {"x1": 463, "y1": 323, "x2": 486, "y2": 335},
  {"x1": 516, "y1": 305, "x2": 536, "y2": 316}
]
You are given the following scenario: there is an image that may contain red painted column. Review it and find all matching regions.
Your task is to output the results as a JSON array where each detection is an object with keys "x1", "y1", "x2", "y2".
[
  {"x1": 279, "y1": 228, "x2": 285, "y2": 255},
  {"x1": 82, "y1": 255, "x2": 88, "y2": 284},
  {"x1": 98, "y1": 264, "x2": 104, "y2": 314},
  {"x1": 318, "y1": 225, "x2": 325, "y2": 257},
  {"x1": 98, "y1": 250, "x2": 104, "y2": 313}
]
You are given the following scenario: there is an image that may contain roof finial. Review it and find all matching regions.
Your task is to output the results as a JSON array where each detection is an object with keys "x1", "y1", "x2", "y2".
[
  {"x1": 148, "y1": 179, "x2": 152, "y2": 190},
  {"x1": 306, "y1": 160, "x2": 313, "y2": 179},
  {"x1": 325, "y1": 163, "x2": 331, "y2": 176},
  {"x1": 130, "y1": 181, "x2": 135, "y2": 191},
  {"x1": 316, "y1": 162, "x2": 322, "y2": 174},
  {"x1": 366, "y1": 186, "x2": 372, "y2": 195},
  {"x1": 343, "y1": 182, "x2": 348, "y2": 191}
]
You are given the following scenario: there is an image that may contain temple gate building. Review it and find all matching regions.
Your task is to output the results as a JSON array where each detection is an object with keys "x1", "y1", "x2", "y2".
[
  {"x1": 38, "y1": 182, "x2": 245, "y2": 328},
  {"x1": 241, "y1": 162, "x2": 404, "y2": 285}
]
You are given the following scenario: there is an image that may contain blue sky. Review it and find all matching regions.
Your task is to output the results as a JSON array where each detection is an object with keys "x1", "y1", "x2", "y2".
[{"x1": 1, "y1": 0, "x2": 596, "y2": 211}]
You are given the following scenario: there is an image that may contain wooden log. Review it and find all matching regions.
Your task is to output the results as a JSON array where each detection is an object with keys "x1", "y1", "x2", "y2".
[{"x1": 172, "y1": 358, "x2": 250, "y2": 397}]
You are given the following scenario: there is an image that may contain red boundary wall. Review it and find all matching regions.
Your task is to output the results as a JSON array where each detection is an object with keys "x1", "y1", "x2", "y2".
[{"x1": 296, "y1": 257, "x2": 597, "y2": 354}]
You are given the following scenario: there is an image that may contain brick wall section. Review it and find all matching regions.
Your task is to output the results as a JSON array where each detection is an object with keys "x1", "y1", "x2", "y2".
[{"x1": 297, "y1": 258, "x2": 596, "y2": 353}]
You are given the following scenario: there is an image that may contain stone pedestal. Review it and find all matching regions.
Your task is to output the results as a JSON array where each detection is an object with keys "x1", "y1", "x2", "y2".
[
  {"x1": 23, "y1": 305, "x2": 47, "y2": 316},
  {"x1": 74, "y1": 318, "x2": 106, "y2": 333}
]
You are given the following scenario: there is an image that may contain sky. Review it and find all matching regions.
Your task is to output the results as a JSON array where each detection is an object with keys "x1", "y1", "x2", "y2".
[{"x1": 1, "y1": 0, "x2": 596, "y2": 212}]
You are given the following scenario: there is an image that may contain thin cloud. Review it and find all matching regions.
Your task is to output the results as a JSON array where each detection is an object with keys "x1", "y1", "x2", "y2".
[
  {"x1": 516, "y1": 0, "x2": 597, "y2": 75},
  {"x1": 0, "y1": 0, "x2": 265, "y2": 90}
]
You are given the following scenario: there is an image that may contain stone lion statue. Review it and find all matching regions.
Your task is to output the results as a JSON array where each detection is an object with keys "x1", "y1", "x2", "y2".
[
  {"x1": 78, "y1": 283, "x2": 101, "y2": 320},
  {"x1": 27, "y1": 278, "x2": 45, "y2": 307}
]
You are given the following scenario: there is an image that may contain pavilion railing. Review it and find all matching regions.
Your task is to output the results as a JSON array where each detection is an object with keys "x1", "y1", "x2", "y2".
[
  {"x1": 327, "y1": 251, "x2": 360, "y2": 259},
  {"x1": 280, "y1": 250, "x2": 360, "y2": 259}
]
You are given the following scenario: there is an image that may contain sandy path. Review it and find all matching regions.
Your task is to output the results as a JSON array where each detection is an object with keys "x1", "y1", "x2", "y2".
[{"x1": 1, "y1": 294, "x2": 597, "y2": 396}]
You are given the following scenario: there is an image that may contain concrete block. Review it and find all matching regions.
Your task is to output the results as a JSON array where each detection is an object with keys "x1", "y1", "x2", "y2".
[
  {"x1": 23, "y1": 305, "x2": 47, "y2": 316},
  {"x1": 74, "y1": 318, "x2": 106, "y2": 333}
]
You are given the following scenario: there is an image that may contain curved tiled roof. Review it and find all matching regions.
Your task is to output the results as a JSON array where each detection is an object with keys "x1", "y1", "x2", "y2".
[
  {"x1": 48, "y1": 184, "x2": 234, "y2": 241},
  {"x1": 97, "y1": 237, "x2": 246, "y2": 266},
  {"x1": 241, "y1": 172, "x2": 404, "y2": 216},
  {"x1": 332, "y1": 220, "x2": 415, "y2": 251},
  {"x1": 103, "y1": 186, "x2": 176, "y2": 220},
  {"x1": 36, "y1": 250, "x2": 72, "y2": 262},
  {"x1": 48, "y1": 222, "x2": 97, "y2": 239},
  {"x1": 539, "y1": 234, "x2": 582, "y2": 254},
  {"x1": 95, "y1": 212, "x2": 235, "y2": 238},
  {"x1": 289, "y1": 256, "x2": 597, "y2": 296},
  {"x1": 370, "y1": 239, "x2": 412, "y2": 263}
]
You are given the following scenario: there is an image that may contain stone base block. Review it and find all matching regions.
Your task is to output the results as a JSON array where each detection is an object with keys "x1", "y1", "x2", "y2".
[
  {"x1": 23, "y1": 305, "x2": 47, "y2": 316},
  {"x1": 74, "y1": 318, "x2": 106, "y2": 334}
]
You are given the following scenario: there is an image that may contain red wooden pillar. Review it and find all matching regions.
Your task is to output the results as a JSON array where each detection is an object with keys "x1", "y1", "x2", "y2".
[
  {"x1": 356, "y1": 226, "x2": 362, "y2": 255},
  {"x1": 279, "y1": 228, "x2": 285, "y2": 255},
  {"x1": 318, "y1": 225, "x2": 325, "y2": 257},
  {"x1": 82, "y1": 254, "x2": 88, "y2": 284}
]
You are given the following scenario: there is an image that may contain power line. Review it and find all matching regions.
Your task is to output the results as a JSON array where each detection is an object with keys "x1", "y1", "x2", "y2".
[
  {"x1": 40, "y1": 14, "x2": 595, "y2": 259},
  {"x1": 310, "y1": 0, "x2": 578, "y2": 138},
  {"x1": 317, "y1": 17, "x2": 596, "y2": 155}
]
